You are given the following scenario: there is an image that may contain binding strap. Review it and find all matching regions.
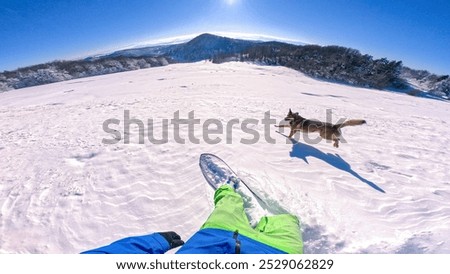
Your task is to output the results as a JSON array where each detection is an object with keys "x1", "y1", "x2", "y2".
[{"x1": 233, "y1": 230, "x2": 241, "y2": 254}]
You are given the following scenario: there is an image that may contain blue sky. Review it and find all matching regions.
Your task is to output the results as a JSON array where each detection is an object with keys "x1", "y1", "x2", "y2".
[{"x1": 0, "y1": 0, "x2": 449, "y2": 74}]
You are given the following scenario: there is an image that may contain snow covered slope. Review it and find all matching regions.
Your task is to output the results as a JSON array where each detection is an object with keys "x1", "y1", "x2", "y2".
[{"x1": 0, "y1": 62, "x2": 449, "y2": 253}]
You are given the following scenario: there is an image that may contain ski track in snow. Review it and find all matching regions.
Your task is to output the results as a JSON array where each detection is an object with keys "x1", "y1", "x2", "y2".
[{"x1": 0, "y1": 62, "x2": 449, "y2": 253}]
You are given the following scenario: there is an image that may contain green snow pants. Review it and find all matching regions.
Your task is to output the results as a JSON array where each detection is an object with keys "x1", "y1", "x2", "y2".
[{"x1": 202, "y1": 185, "x2": 303, "y2": 254}]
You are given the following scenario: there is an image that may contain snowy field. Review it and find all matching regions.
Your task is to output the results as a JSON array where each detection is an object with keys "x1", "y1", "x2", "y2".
[{"x1": 0, "y1": 62, "x2": 449, "y2": 253}]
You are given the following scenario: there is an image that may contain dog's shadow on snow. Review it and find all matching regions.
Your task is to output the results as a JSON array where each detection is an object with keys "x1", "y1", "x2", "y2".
[{"x1": 279, "y1": 132, "x2": 385, "y2": 193}]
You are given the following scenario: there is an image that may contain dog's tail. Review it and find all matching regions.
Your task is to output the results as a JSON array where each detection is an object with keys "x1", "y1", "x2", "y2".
[{"x1": 334, "y1": 119, "x2": 366, "y2": 129}]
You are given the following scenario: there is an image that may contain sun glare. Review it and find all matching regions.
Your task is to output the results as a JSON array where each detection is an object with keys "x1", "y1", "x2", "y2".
[{"x1": 224, "y1": 0, "x2": 238, "y2": 6}]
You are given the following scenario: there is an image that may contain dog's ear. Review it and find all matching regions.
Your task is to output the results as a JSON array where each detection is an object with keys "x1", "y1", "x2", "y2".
[{"x1": 288, "y1": 108, "x2": 292, "y2": 114}]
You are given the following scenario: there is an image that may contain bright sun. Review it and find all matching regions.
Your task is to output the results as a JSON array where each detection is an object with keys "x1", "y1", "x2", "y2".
[{"x1": 224, "y1": 0, "x2": 238, "y2": 6}]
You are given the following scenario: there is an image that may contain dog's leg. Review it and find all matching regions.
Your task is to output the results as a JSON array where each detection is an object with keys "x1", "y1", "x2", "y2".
[
  {"x1": 333, "y1": 138, "x2": 339, "y2": 148},
  {"x1": 288, "y1": 129, "x2": 295, "y2": 138},
  {"x1": 333, "y1": 131, "x2": 341, "y2": 148},
  {"x1": 274, "y1": 125, "x2": 291, "y2": 128}
]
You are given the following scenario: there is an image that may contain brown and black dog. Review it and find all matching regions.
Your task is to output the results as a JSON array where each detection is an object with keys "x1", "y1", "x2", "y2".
[{"x1": 276, "y1": 109, "x2": 366, "y2": 148}]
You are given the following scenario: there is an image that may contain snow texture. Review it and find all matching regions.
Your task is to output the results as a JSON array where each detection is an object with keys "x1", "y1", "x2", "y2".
[{"x1": 0, "y1": 62, "x2": 449, "y2": 253}]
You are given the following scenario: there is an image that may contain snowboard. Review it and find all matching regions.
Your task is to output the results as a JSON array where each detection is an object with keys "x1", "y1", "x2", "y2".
[{"x1": 199, "y1": 153, "x2": 288, "y2": 227}]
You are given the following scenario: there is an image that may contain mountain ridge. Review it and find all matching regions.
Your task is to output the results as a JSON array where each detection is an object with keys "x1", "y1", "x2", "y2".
[{"x1": 1, "y1": 33, "x2": 448, "y2": 100}]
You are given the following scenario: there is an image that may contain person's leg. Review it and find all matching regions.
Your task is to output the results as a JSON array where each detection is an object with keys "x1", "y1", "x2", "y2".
[
  {"x1": 254, "y1": 214, "x2": 303, "y2": 254},
  {"x1": 202, "y1": 185, "x2": 303, "y2": 254},
  {"x1": 201, "y1": 185, "x2": 255, "y2": 235}
]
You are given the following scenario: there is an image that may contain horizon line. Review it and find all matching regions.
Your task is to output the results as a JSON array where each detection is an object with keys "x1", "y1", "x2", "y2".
[
  {"x1": 0, "y1": 31, "x2": 306, "y2": 72},
  {"x1": 81, "y1": 31, "x2": 307, "y2": 59},
  {"x1": 1, "y1": 31, "x2": 448, "y2": 76}
]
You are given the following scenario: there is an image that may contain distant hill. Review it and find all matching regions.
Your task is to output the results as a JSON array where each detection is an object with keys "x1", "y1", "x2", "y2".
[
  {"x1": 1, "y1": 33, "x2": 448, "y2": 99},
  {"x1": 94, "y1": 33, "x2": 256, "y2": 62},
  {"x1": 163, "y1": 33, "x2": 257, "y2": 62}
]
